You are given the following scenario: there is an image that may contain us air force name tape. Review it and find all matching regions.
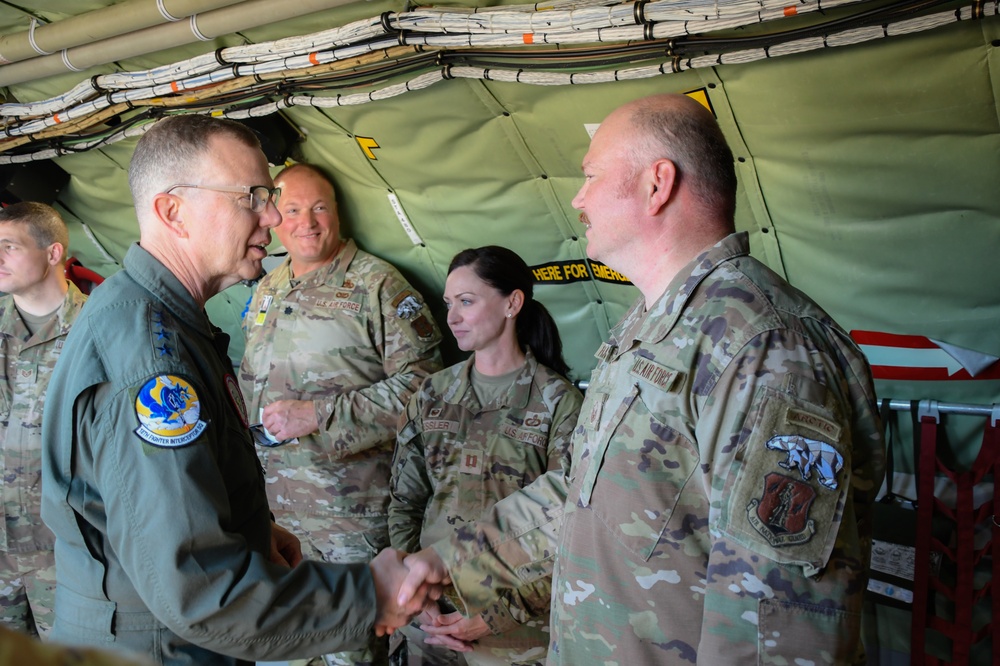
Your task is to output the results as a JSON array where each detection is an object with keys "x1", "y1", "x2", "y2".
[{"x1": 530, "y1": 259, "x2": 631, "y2": 285}]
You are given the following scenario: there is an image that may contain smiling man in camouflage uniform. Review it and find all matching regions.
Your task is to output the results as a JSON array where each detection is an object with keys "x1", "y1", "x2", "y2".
[
  {"x1": 399, "y1": 93, "x2": 885, "y2": 664},
  {"x1": 240, "y1": 163, "x2": 443, "y2": 666},
  {"x1": 0, "y1": 202, "x2": 87, "y2": 638}
]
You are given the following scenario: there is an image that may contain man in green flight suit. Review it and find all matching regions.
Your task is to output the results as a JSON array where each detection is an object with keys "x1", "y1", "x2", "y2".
[
  {"x1": 40, "y1": 114, "x2": 440, "y2": 665},
  {"x1": 397, "y1": 93, "x2": 885, "y2": 664}
]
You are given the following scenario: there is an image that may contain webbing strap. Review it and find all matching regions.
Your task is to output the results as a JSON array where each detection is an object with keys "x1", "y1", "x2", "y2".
[
  {"x1": 911, "y1": 414, "x2": 939, "y2": 665},
  {"x1": 988, "y1": 411, "x2": 1000, "y2": 666},
  {"x1": 910, "y1": 406, "x2": 1000, "y2": 665}
]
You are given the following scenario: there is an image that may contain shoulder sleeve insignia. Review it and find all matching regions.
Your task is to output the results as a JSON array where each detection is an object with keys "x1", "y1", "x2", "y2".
[
  {"x1": 393, "y1": 291, "x2": 423, "y2": 320},
  {"x1": 134, "y1": 375, "x2": 208, "y2": 448},
  {"x1": 411, "y1": 314, "x2": 436, "y2": 341},
  {"x1": 224, "y1": 374, "x2": 249, "y2": 428},
  {"x1": 747, "y1": 472, "x2": 817, "y2": 547},
  {"x1": 765, "y1": 435, "x2": 844, "y2": 490}
]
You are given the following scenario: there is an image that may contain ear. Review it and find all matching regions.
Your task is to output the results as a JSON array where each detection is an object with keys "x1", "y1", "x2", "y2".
[
  {"x1": 151, "y1": 192, "x2": 190, "y2": 239},
  {"x1": 507, "y1": 289, "x2": 525, "y2": 317},
  {"x1": 46, "y1": 242, "x2": 66, "y2": 266},
  {"x1": 647, "y1": 158, "x2": 678, "y2": 216}
]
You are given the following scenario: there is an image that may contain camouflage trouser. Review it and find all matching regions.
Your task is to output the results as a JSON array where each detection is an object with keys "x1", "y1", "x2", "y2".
[
  {"x1": 396, "y1": 620, "x2": 546, "y2": 666},
  {"x1": 0, "y1": 548, "x2": 56, "y2": 639},
  {"x1": 277, "y1": 511, "x2": 391, "y2": 666}
]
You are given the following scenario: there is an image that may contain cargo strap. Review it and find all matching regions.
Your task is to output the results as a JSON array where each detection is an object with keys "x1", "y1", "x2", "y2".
[{"x1": 910, "y1": 401, "x2": 1000, "y2": 665}]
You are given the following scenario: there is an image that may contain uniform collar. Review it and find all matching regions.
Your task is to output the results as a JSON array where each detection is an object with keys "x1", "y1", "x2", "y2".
[
  {"x1": 606, "y1": 232, "x2": 749, "y2": 358},
  {"x1": 125, "y1": 243, "x2": 212, "y2": 336},
  {"x1": 278, "y1": 239, "x2": 357, "y2": 290},
  {"x1": 0, "y1": 293, "x2": 28, "y2": 341},
  {"x1": 443, "y1": 348, "x2": 538, "y2": 411},
  {"x1": 0, "y1": 281, "x2": 86, "y2": 344}
]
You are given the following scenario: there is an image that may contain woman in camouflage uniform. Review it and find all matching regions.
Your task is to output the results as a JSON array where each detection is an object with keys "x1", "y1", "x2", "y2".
[{"x1": 389, "y1": 246, "x2": 583, "y2": 666}]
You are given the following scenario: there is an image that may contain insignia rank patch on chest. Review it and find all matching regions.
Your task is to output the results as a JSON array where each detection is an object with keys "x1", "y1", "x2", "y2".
[
  {"x1": 254, "y1": 294, "x2": 272, "y2": 326},
  {"x1": 134, "y1": 375, "x2": 207, "y2": 448},
  {"x1": 460, "y1": 448, "x2": 483, "y2": 474}
]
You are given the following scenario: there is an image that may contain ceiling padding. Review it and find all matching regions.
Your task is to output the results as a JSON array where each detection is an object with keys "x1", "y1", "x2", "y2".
[{"x1": 0, "y1": 1, "x2": 996, "y2": 409}]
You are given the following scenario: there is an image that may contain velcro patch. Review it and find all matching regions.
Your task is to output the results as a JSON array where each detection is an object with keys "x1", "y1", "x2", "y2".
[
  {"x1": 316, "y1": 299, "x2": 361, "y2": 313},
  {"x1": 586, "y1": 393, "x2": 607, "y2": 430},
  {"x1": 594, "y1": 342, "x2": 616, "y2": 362},
  {"x1": 522, "y1": 412, "x2": 547, "y2": 429},
  {"x1": 765, "y1": 435, "x2": 844, "y2": 491},
  {"x1": 423, "y1": 419, "x2": 459, "y2": 433},
  {"x1": 411, "y1": 314, "x2": 436, "y2": 341},
  {"x1": 254, "y1": 294, "x2": 272, "y2": 326},
  {"x1": 392, "y1": 290, "x2": 423, "y2": 320},
  {"x1": 459, "y1": 449, "x2": 483, "y2": 474},
  {"x1": 786, "y1": 408, "x2": 842, "y2": 440},
  {"x1": 629, "y1": 357, "x2": 677, "y2": 391},
  {"x1": 134, "y1": 375, "x2": 207, "y2": 448},
  {"x1": 746, "y1": 472, "x2": 817, "y2": 547},
  {"x1": 719, "y1": 388, "x2": 848, "y2": 574},
  {"x1": 224, "y1": 374, "x2": 249, "y2": 428},
  {"x1": 500, "y1": 423, "x2": 547, "y2": 448}
]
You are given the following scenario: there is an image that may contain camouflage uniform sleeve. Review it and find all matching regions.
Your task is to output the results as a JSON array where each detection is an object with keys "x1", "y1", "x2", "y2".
[
  {"x1": 700, "y1": 326, "x2": 883, "y2": 662},
  {"x1": 432, "y1": 384, "x2": 583, "y2": 618},
  {"x1": 388, "y1": 394, "x2": 433, "y2": 554},
  {"x1": 314, "y1": 270, "x2": 443, "y2": 459}
]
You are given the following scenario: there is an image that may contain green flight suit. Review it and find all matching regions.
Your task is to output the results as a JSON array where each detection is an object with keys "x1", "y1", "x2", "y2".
[{"x1": 41, "y1": 244, "x2": 378, "y2": 665}]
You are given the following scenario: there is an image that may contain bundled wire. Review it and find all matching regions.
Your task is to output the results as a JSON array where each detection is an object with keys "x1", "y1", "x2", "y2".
[{"x1": 0, "y1": 0, "x2": 992, "y2": 162}]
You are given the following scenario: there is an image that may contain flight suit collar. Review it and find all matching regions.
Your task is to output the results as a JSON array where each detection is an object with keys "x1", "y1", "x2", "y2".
[
  {"x1": 125, "y1": 243, "x2": 213, "y2": 338},
  {"x1": 605, "y1": 232, "x2": 749, "y2": 360},
  {"x1": 281, "y1": 239, "x2": 358, "y2": 290},
  {"x1": 442, "y1": 348, "x2": 538, "y2": 413}
]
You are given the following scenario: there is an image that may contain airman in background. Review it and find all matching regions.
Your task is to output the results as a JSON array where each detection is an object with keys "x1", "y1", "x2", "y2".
[
  {"x1": 239, "y1": 163, "x2": 443, "y2": 666},
  {"x1": 0, "y1": 201, "x2": 87, "y2": 638}
]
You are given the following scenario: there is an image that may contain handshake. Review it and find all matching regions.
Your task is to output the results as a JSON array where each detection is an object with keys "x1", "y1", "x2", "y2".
[{"x1": 369, "y1": 547, "x2": 452, "y2": 637}]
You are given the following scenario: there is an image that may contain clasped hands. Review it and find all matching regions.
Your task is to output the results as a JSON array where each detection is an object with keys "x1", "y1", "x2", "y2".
[{"x1": 371, "y1": 546, "x2": 486, "y2": 646}]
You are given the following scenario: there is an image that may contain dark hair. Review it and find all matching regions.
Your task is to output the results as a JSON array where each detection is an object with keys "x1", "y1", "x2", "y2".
[{"x1": 449, "y1": 246, "x2": 570, "y2": 377}]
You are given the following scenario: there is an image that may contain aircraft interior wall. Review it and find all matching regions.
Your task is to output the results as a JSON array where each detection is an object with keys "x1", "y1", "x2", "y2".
[{"x1": 1, "y1": 1, "x2": 998, "y2": 661}]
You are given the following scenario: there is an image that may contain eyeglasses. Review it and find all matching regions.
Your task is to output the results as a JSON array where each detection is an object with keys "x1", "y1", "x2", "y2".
[{"x1": 164, "y1": 184, "x2": 281, "y2": 213}]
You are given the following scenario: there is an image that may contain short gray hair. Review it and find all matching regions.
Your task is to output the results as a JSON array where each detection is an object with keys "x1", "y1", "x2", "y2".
[{"x1": 128, "y1": 114, "x2": 261, "y2": 219}]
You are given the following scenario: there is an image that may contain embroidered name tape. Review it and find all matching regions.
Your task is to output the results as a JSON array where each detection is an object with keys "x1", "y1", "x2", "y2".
[{"x1": 629, "y1": 357, "x2": 678, "y2": 391}]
